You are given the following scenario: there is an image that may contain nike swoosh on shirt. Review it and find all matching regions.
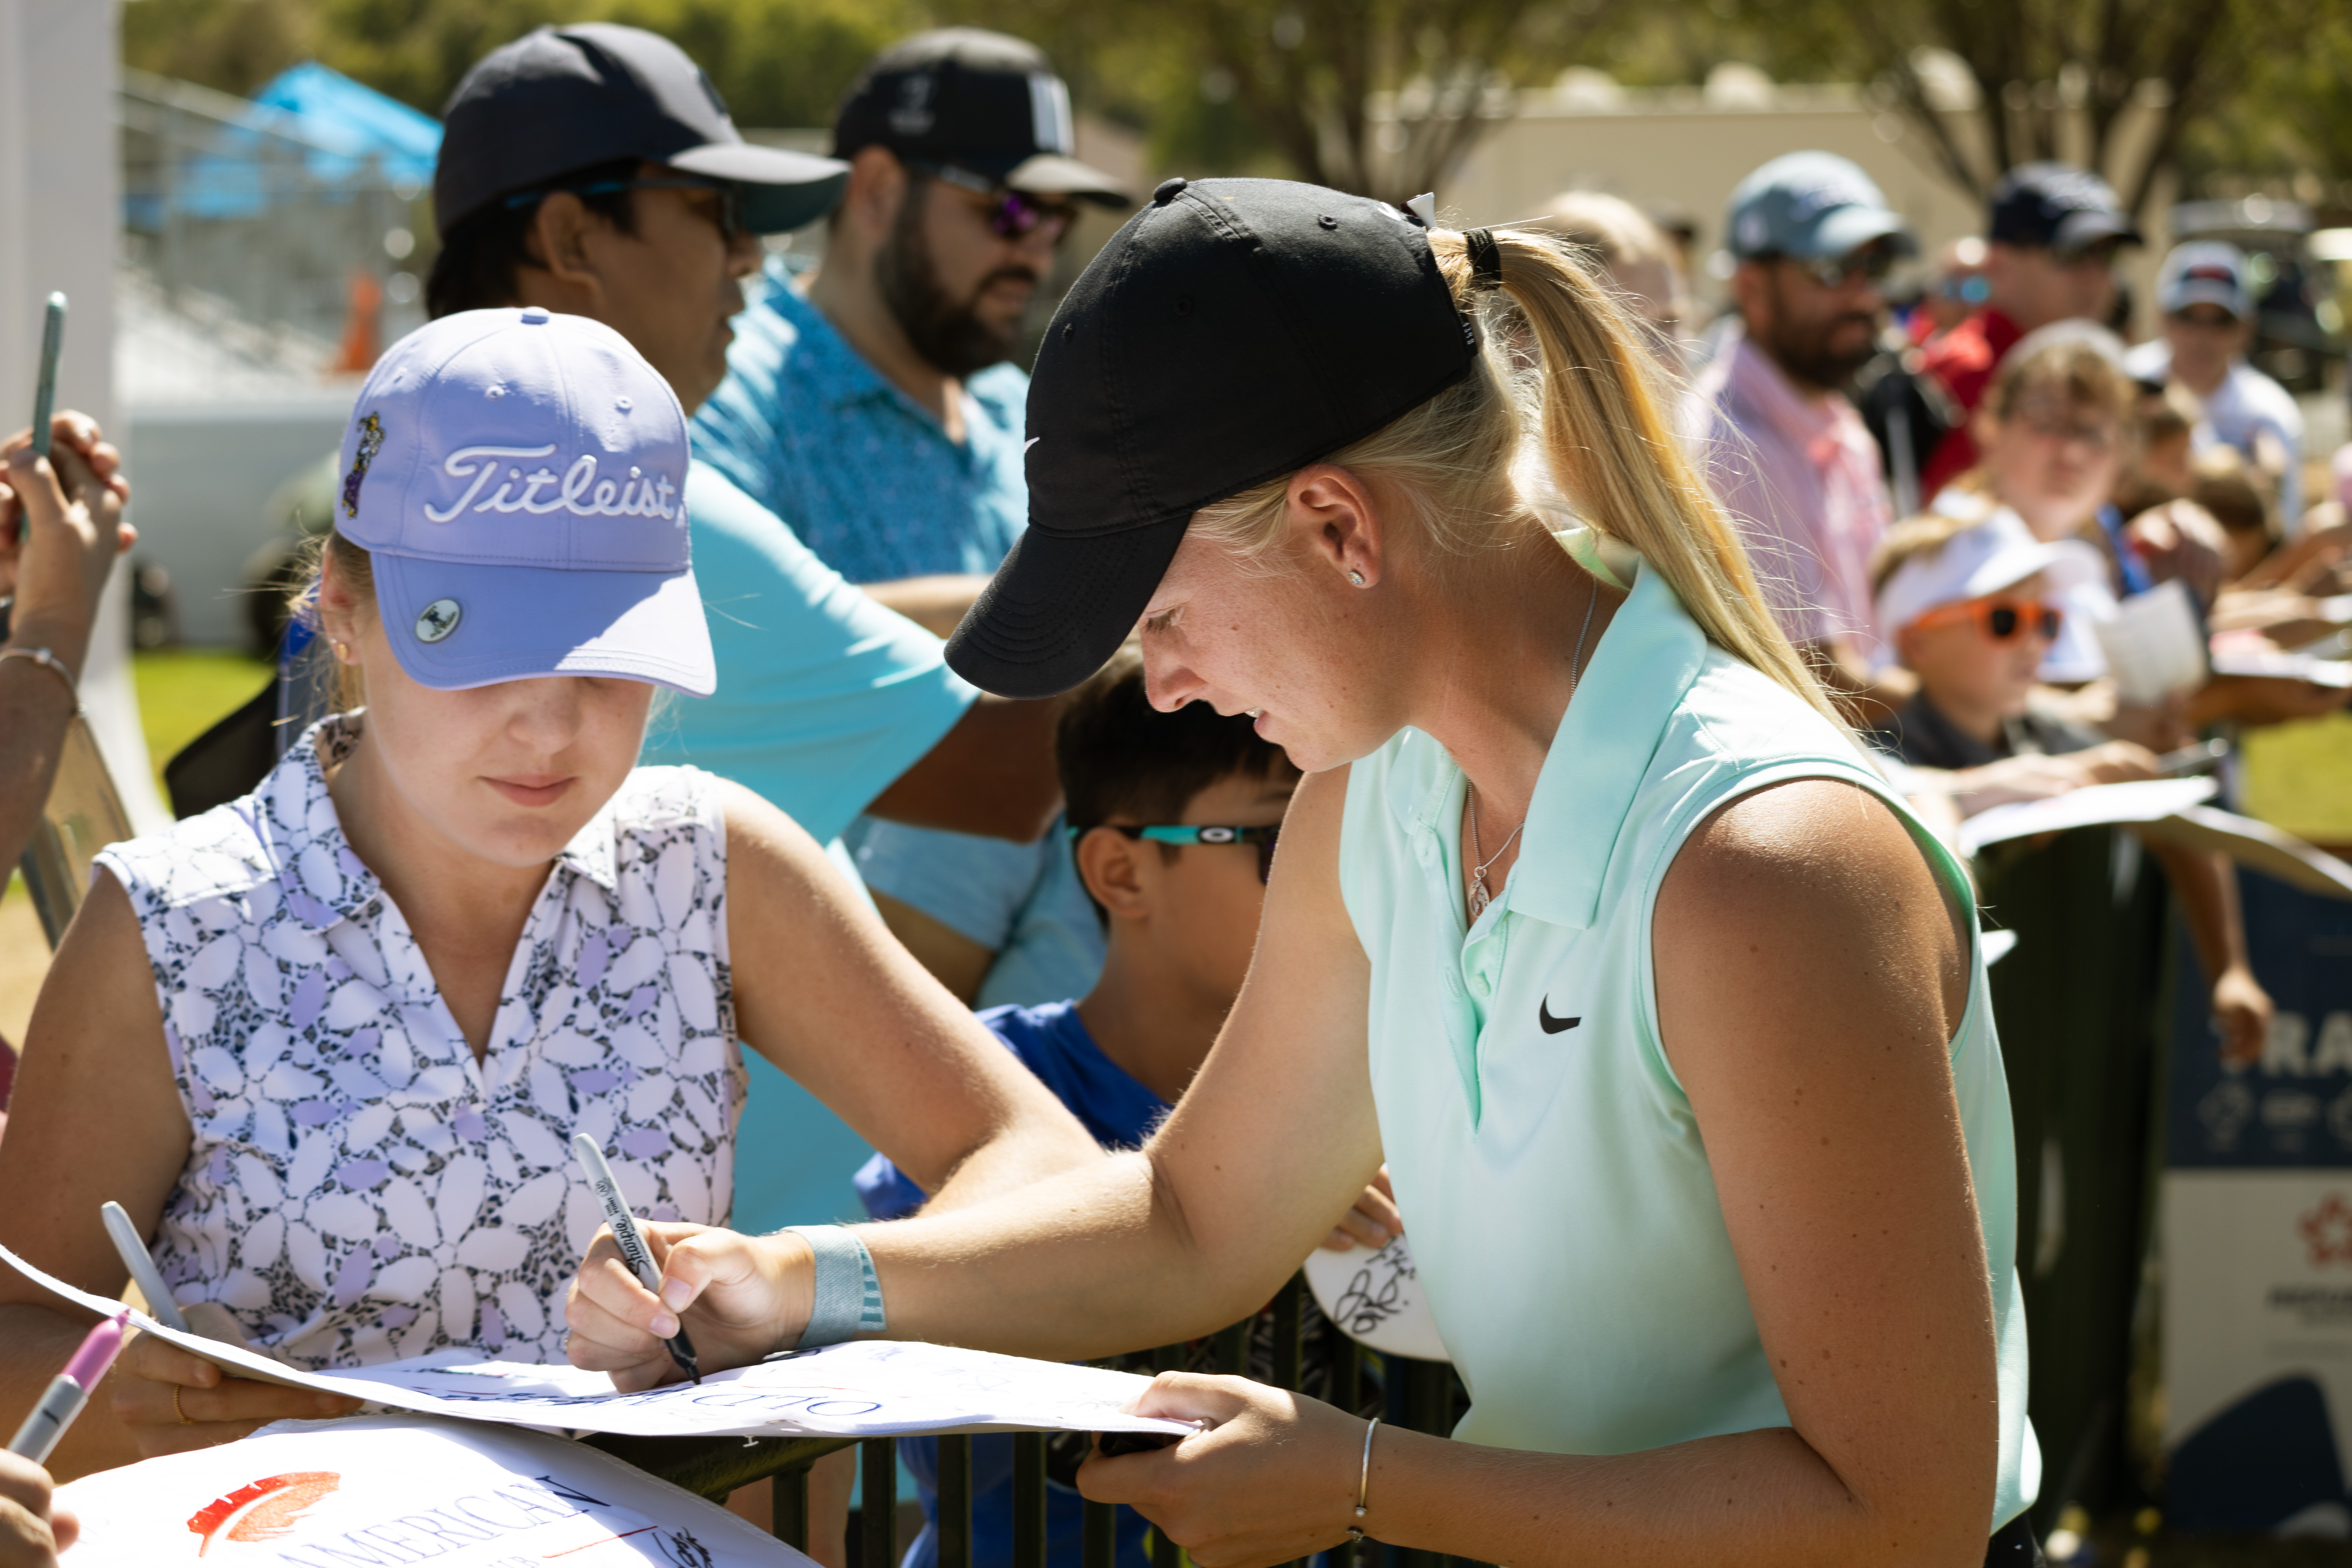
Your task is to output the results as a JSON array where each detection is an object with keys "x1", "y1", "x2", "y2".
[
  {"x1": 1538, "y1": 998, "x2": 1581, "y2": 1034},
  {"x1": 1024, "y1": 437, "x2": 1040, "y2": 454}
]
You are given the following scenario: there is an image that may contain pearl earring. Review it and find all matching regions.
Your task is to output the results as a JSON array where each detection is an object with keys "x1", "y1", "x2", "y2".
[
  {"x1": 1348, "y1": 570, "x2": 1367, "y2": 587},
  {"x1": 334, "y1": 640, "x2": 350, "y2": 661}
]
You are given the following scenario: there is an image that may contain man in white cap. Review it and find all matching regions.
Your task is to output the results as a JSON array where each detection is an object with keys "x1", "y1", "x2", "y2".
[
  {"x1": 1686, "y1": 151, "x2": 1916, "y2": 718},
  {"x1": 2124, "y1": 241, "x2": 2305, "y2": 530}
]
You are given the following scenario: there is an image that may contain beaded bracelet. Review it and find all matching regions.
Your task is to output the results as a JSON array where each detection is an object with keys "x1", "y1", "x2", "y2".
[{"x1": 0, "y1": 646, "x2": 80, "y2": 713}]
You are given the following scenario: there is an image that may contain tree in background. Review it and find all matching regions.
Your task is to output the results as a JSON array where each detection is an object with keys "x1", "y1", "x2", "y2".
[{"x1": 126, "y1": 0, "x2": 919, "y2": 131}]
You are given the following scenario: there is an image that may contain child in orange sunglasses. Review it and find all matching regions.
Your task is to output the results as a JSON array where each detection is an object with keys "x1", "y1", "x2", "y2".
[{"x1": 1869, "y1": 509, "x2": 2272, "y2": 1066}]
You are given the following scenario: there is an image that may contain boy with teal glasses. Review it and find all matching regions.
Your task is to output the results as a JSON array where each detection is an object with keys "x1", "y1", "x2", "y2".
[{"x1": 854, "y1": 645, "x2": 1397, "y2": 1568}]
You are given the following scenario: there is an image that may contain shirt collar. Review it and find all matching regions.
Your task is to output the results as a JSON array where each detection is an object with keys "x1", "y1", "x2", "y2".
[
  {"x1": 1507, "y1": 553, "x2": 1711, "y2": 931},
  {"x1": 1724, "y1": 329, "x2": 1857, "y2": 450},
  {"x1": 263, "y1": 716, "x2": 618, "y2": 932},
  {"x1": 761, "y1": 264, "x2": 899, "y2": 415}
]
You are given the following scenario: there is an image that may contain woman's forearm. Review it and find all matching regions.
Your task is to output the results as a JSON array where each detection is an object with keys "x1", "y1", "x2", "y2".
[
  {"x1": 1366, "y1": 1422, "x2": 1987, "y2": 1568},
  {"x1": 863, "y1": 1152, "x2": 1293, "y2": 1361},
  {"x1": 2144, "y1": 839, "x2": 2244, "y2": 981}
]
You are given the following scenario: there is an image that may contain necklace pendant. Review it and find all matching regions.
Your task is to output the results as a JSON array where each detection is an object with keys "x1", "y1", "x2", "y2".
[{"x1": 1468, "y1": 880, "x2": 1491, "y2": 920}]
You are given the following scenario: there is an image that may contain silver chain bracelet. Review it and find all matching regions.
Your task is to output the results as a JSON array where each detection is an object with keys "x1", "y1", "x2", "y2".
[{"x1": 1347, "y1": 1415, "x2": 1381, "y2": 1544}]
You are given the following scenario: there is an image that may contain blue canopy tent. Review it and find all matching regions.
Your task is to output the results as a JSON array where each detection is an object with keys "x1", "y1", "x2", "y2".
[{"x1": 138, "y1": 62, "x2": 442, "y2": 226}]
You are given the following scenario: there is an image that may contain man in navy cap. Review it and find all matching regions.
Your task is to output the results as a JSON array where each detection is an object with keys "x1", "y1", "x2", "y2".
[
  {"x1": 1686, "y1": 151, "x2": 1917, "y2": 717},
  {"x1": 2125, "y1": 240, "x2": 2305, "y2": 528},
  {"x1": 1918, "y1": 161, "x2": 2142, "y2": 492}
]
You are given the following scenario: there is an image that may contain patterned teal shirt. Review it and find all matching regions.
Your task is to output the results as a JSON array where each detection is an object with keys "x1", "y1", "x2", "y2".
[{"x1": 692, "y1": 258, "x2": 1030, "y2": 583}]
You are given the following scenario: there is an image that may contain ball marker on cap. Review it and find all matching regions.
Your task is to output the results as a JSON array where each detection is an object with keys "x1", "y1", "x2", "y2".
[{"x1": 414, "y1": 598, "x2": 463, "y2": 644}]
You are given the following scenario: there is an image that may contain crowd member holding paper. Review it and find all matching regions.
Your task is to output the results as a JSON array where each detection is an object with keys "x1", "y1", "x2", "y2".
[
  {"x1": 570, "y1": 179, "x2": 2045, "y2": 1566},
  {"x1": 1868, "y1": 511, "x2": 2272, "y2": 1064},
  {"x1": 0, "y1": 308, "x2": 1099, "y2": 1480}
]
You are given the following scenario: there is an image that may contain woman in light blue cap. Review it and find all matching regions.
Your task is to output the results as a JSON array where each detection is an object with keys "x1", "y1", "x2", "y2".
[
  {"x1": 0, "y1": 307, "x2": 1100, "y2": 1479},
  {"x1": 570, "y1": 179, "x2": 2042, "y2": 1566}
]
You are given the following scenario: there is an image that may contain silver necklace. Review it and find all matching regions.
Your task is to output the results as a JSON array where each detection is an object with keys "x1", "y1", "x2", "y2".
[{"x1": 1464, "y1": 571, "x2": 1601, "y2": 922}]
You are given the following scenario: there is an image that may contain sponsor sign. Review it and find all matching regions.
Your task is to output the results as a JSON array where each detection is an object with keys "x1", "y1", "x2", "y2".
[{"x1": 2164, "y1": 873, "x2": 2352, "y2": 1532}]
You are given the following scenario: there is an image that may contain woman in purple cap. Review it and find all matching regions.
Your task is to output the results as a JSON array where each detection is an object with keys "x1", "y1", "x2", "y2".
[{"x1": 0, "y1": 307, "x2": 1100, "y2": 1478}]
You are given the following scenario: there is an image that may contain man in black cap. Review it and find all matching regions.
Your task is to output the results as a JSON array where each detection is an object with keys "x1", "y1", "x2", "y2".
[
  {"x1": 424, "y1": 23, "x2": 1080, "y2": 1253},
  {"x1": 693, "y1": 26, "x2": 1128, "y2": 584},
  {"x1": 1918, "y1": 161, "x2": 2142, "y2": 491},
  {"x1": 693, "y1": 29, "x2": 1129, "y2": 1045}
]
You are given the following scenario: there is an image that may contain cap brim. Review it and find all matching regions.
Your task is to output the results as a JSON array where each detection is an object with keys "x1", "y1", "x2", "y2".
[
  {"x1": 2052, "y1": 209, "x2": 2142, "y2": 250},
  {"x1": 1965, "y1": 537, "x2": 2104, "y2": 601},
  {"x1": 2163, "y1": 281, "x2": 2249, "y2": 320},
  {"x1": 946, "y1": 518, "x2": 1187, "y2": 698},
  {"x1": 667, "y1": 144, "x2": 850, "y2": 233},
  {"x1": 373, "y1": 555, "x2": 716, "y2": 696},
  {"x1": 1005, "y1": 153, "x2": 1131, "y2": 206},
  {"x1": 1804, "y1": 206, "x2": 1916, "y2": 260}
]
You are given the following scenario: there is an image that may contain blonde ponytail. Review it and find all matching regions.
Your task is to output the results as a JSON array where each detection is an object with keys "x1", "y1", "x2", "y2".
[{"x1": 1192, "y1": 224, "x2": 1846, "y2": 734}]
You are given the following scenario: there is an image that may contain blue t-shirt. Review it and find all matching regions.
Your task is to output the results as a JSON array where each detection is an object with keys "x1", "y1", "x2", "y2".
[
  {"x1": 646, "y1": 461, "x2": 977, "y2": 847},
  {"x1": 692, "y1": 261, "x2": 1030, "y2": 583},
  {"x1": 858, "y1": 1003, "x2": 1164, "y2": 1568},
  {"x1": 646, "y1": 460, "x2": 977, "y2": 1235},
  {"x1": 853, "y1": 818, "x2": 1107, "y2": 1013}
]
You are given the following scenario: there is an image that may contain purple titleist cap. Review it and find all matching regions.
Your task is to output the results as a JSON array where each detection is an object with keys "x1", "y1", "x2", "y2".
[{"x1": 334, "y1": 307, "x2": 715, "y2": 696}]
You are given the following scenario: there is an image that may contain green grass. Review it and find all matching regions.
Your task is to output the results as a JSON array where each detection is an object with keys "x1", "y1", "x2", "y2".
[{"x1": 132, "y1": 648, "x2": 273, "y2": 798}]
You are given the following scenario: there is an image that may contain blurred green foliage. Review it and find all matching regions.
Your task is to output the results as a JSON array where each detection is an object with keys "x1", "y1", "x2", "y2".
[{"x1": 120, "y1": 0, "x2": 2351, "y2": 205}]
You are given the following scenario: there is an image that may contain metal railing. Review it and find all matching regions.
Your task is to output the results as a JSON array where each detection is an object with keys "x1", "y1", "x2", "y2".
[
  {"x1": 118, "y1": 67, "x2": 431, "y2": 352},
  {"x1": 592, "y1": 1273, "x2": 1474, "y2": 1568}
]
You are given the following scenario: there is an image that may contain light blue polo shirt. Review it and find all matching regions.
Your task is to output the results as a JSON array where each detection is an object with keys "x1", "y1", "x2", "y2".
[
  {"x1": 1340, "y1": 539, "x2": 2037, "y2": 1531},
  {"x1": 646, "y1": 459, "x2": 978, "y2": 1233},
  {"x1": 692, "y1": 260, "x2": 1030, "y2": 583},
  {"x1": 646, "y1": 461, "x2": 976, "y2": 846}
]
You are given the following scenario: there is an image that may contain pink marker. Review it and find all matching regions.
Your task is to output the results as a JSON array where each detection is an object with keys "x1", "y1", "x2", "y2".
[{"x1": 8, "y1": 1310, "x2": 130, "y2": 1463}]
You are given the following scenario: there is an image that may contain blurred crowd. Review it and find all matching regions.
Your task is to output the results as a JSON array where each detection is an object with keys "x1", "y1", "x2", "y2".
[{"x1": 0, "y1": 16, "x2": 2346, "y2": 1567}]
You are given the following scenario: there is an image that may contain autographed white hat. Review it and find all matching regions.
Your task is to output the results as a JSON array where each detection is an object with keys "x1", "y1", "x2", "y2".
[{"x1": 334, "y1": 307, "x2": 715, "y2": 696}]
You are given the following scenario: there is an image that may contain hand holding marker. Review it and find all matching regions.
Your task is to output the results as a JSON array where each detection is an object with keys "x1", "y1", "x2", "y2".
[
  {"x1": 8, "y1": 1311, "x2": 127, "y2": 1464},
  {"x1": 574, "y1": 1133, "x2": 700, "y2": 1384}
]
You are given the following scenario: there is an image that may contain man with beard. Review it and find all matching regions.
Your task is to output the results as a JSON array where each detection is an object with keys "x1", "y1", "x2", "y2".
[
  {"x1": 693, "y1": 28, "x2": 1128, "y2": 584},
  {"x1": 1686, "y1": 152, "x2": 1916, "y2": 717},
  {"x1": 696, "y1": 29, "x2": 1133, "y2": 1040}
]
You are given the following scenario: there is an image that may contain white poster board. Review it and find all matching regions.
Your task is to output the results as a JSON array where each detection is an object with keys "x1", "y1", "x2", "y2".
[{"x1": 56, "y1": 1412, "x2": 809, "y2": 1565}]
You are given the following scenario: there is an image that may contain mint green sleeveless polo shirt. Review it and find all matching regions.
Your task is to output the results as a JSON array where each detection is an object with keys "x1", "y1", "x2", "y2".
[{"x1": 1338, "y1": 543, "x2": 2038, "y2": 1531}]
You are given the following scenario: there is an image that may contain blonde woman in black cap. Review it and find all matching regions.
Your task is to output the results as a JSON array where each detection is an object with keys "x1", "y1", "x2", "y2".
[{"x1": 568, "y1": 178, "x2": 2043, "y2": 1567}]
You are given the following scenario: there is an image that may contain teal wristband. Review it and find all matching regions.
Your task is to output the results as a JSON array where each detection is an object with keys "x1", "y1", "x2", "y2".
[{"x1": 786, "y1": 1225, "x2": 886, "y2": 1346}]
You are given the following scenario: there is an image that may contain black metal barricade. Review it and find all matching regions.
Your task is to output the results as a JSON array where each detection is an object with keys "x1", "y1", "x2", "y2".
[{"x1": 593, "y1": 1273, "x2": 1474, "y2": 1568}]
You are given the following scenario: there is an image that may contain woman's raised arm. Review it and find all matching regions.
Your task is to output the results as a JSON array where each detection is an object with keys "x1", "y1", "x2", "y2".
[{"x1": 567, "y1": 766, "x2": 1386, "y2": 1385}]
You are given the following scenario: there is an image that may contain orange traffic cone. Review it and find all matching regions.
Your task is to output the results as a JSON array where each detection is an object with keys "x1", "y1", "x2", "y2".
[{"x1": 333, "y1": 269, "x2": 383, "y2": 374}]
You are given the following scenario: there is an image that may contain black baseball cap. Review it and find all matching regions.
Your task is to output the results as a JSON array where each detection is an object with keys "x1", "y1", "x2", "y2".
[
  {"x1": 834, "y1": 28, "x2": 1128, "y2": 205},
  {"x1": 1988, "y1": 161, "x2": 2142, "y2": 253},
  {"x1": 945, "y1": 177, "x2": 1477, "y2": 699},
  {"x1": 436, "y1": 24, "x2": 849, "y2": 236}
]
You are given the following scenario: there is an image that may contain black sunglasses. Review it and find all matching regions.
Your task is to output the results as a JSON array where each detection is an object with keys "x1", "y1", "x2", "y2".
[
  {"x1": 906, "y1": 160, "x2": 1079, "y2": 244},
  {"x1": 505, "y1": 176, "x2": 743, "y2": 244},
  {"x1": 1071, "y1": 822, "x2": 1284, "y2": 884}
]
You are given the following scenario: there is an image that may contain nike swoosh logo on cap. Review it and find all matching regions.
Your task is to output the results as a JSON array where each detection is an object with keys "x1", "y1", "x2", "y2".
[
  {"x1": 1024, "y1": 437, "x2": 1040, "y2": 454},
  {"x1": 1538, "y1": 998, "x2": 1581, "y2": 1034}
]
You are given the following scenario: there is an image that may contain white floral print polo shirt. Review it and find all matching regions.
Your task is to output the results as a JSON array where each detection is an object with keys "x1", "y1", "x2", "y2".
[{"x1": 95, "y1": 716, "x2": 743, "y2": 1370}]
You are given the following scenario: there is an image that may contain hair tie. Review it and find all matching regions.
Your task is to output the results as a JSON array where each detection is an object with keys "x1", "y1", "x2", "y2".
[{"x1": 1465, "y1": 227, "x2": 1504, "y2": 291}]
